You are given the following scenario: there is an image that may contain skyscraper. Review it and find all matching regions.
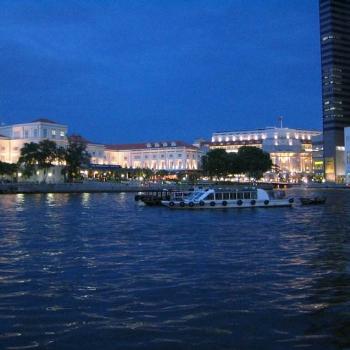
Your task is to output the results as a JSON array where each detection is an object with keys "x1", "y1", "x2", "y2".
[{"x1": 319, "y1": 0, "x2": 350, "y2": 182}]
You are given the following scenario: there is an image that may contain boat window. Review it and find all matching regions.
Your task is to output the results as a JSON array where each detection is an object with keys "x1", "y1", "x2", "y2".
[
  {"x1": 205, "y1": 193, "x2": 214, "y2": 200},
  {"x1": 251, "y1": 192, "x2": 257, "y2": 199},
  {"x1": 215, "y1": 193, "x2": 223, "y2": 200},
  {"x1": 230, "y1": 192, "x2": 237, "y2": 200},
  {"x1": 244, "y1": 192, "x2": 251, "y2": 199},
  {"x1": 223, "y1": 193, "x2": 230, "y2": 200},
  {"x1": 237, "y1": 192, "x2": 243, "y2": 199}
]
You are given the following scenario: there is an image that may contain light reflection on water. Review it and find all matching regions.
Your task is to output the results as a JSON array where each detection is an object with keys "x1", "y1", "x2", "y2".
[{"x1": 0, "y1": 189, "x2": 349, "y2": 350}]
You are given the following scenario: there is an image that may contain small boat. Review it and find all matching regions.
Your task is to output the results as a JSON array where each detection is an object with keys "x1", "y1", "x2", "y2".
[
  {"x1": 300, "y1": 196, "x2": 327, "y2": 205},
  {"x1": 161, "y1": 187, "x2": 294, "y2": 209}
]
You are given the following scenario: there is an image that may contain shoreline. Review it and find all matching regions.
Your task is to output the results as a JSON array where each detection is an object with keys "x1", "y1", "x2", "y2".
[
  {"x1": 1, "y1": 182, "x2": 348, "y2": 195},
  {"x1": 0, "y1": 182, "x2": 188, "y2": 195}
]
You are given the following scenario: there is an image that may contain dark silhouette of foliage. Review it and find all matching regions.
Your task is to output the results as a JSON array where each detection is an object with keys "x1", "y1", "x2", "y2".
[
  {"x1": 237, "y1": 146, "x2": 272, "y2": 180},
  {"x1": 62, "y1": 135, "x2": 91, "y2": 182},
  {"x1": 0, "y1": 161, "x2": 18, "y2": 179},
  {"x1": 202, "y1": 146, "x2": 272, "y2": 180},
  {"x1": 18, "y1": 140, "x2": 64, "y2": 181}
]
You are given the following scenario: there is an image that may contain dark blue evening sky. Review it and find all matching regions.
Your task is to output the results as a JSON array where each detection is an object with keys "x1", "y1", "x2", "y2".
[{"x1": 0, "y1": 0, "x2": 321, "y2": 144}]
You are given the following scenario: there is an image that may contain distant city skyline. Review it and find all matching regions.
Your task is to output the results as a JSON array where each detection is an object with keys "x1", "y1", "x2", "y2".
[{"x1": 0, "y1": 0, "x2": 321, "y2": 144}]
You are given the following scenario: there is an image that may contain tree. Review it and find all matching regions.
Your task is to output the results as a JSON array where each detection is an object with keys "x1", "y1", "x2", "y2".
[
  {"x1": 37, "y1": 139, "x2": 63, "y2": 181},
  {"x1": 18, "y1": 140, "x2": 62, "y2": 181},
  {"x1": 63, "y1": 135, "x2": 91, "y2": 182},
  {"x1": 18, "y1": 142, "x2": 40, "y2": 178},
  {"x1": 237, "y1": 146, "x2": 272, "y2": 180},
  {"x1": 0, "y1": 161, "x2": 18, "y2": 180},
  {"x1": 201, "y1": 147, "x2": 272, "y2": 180},
  {"x1": 202, "y1": 149, "x2": 230, "y2": 178}
]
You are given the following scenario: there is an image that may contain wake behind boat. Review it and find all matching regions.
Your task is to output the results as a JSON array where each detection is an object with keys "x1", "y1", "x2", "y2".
[{"x1": 161, "y1": 187, "x2": 294, "y2": 209}]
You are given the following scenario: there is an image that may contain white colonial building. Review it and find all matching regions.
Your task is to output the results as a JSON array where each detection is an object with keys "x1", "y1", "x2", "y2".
[
  {"x1": 0, "y1": 119, "x2": 202, "y2": 181},
  {"x1": 0, "y1": 118, "x2": 68, "y2": 163},
  {"x1": 105, "y1": 141, "x2": 200, "y2": 170}
]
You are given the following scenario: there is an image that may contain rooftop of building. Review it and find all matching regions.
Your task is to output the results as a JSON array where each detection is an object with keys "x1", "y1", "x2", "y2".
[
  {"x1": 31, "y1": 118, "x2": 59, "y2": 124},
  {"x1": 68, "y1": 134, "x2": 104, "y2": 146},
  {"x1": 213, "y1": 127, "x2": 321, "y2": 134},
  {"x1": 106, "y1": 141, "x2": 198, "y2": 151}
]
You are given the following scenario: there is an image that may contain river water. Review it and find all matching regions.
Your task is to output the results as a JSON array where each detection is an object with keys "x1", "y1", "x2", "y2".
[{"x1": 0, "y1": 189, "x2": 349, "y2": 350}]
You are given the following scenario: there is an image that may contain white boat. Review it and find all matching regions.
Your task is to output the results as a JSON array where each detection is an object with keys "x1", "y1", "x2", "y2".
[{"x1": 161, "y1": 187, "x2": 294, "y2": 209}]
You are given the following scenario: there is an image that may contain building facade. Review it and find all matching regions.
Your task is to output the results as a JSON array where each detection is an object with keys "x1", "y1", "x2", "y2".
[
  {"x1": 105, "y1": 141, "x2": 200, "y2": 170},
  {"x1": 320, "y1": 0, "x2": 350, "y2": 182},
  {"x1": 200, "y1": 127, "x2": 321, "y2": 176},
  {"x1": 0, "y1": 119, "x2": 201, "y2": 174},
  {"x1": 0, "y1": 118, "x2": 68, "y2": 163}
]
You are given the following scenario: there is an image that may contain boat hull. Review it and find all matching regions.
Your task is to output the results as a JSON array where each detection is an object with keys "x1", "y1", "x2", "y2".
[{"x1": 161, "y1": 199, "x2": 293, "y2": 209}]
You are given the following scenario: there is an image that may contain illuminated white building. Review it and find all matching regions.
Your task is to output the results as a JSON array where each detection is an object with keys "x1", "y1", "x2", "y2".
[
  {"x1": 203, "y1": 127, "x2": 322, "y2": 175},
  {"x1": 105, "y1": 141, "x2": 200, "y2": 170},
  {"x1": 0, "y1": 119, "x2": 201, "y2": 175},
  {"x1": 0, "y1": 118, "x2": 68, "y2": 163}
]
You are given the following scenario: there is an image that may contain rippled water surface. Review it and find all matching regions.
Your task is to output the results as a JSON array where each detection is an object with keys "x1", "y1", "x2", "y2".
[{"x1": 0, "y1": 190, "x2": 350, "y2": 350}]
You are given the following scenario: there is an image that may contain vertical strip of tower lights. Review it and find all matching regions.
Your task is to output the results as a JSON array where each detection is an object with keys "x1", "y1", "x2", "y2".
[{"x1": 320, "y1": 0, "x2": 350, "y2": 182}]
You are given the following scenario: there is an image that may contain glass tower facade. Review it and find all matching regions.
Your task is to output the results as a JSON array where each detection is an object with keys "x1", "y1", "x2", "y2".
[{"x1": 320, "y1": 0, "x2": 350, "y2": 182}]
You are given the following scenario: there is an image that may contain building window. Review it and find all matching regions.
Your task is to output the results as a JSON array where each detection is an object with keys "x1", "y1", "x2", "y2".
[
  {"x1": 24, "y1": 130, "x2": 29, "y2": 138},
  {"x1": 34, "y1": 129, "x2": 38, "y2": 138},
  {"x1": 43, "y1": 129, "x2": 48, "y2": 138},
  {"x1": 60, "y1": 131, "x2": 65, "y2": 138}
]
